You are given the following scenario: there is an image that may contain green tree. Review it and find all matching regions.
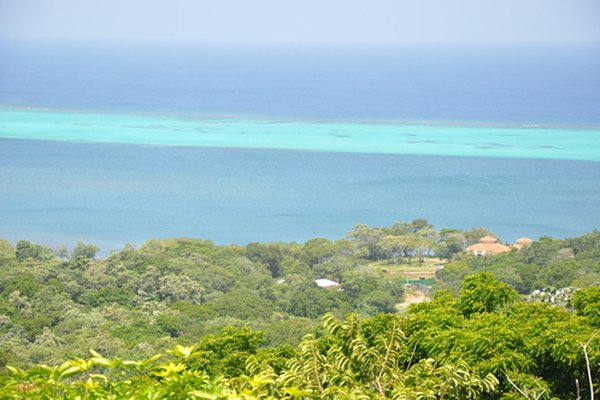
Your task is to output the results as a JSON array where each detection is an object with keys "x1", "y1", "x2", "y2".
[
  {"x1": 299, "y1": 238, "x2": 338, "y2": 266},
  {"x1": 378, "y1": 235, "x2": 408, "y2": 264},
  {"x1": 348, "y1": 224, "x2": 384, "y2": 260},
  {"x1": 458, "y1": 272, "x2": 519, "y2": 316},
  {"x1": 437, "y1": 228, "x2": 467, "y2": 259},
  {"x1": 357, "y1": 290, "x2": 397, "y2": 315},
  {"x1": 186, "y1": 327, "x2": 265, "y2": 377},
  {"x1": 15, "y1": 240, "x2": 51, "y2": 262},
  {"x1": 246, "y1": 242, "x2": 287, "y2": 278},
  {"x1": 71, "y1": 241, "x2": 99, "y2": 260},
  {"x1": 287, "y1": 281, "x2": 351, "y2": 319},
  {"x1": 572, "y1": 286, "x2": 600, "y2": 326},
  {"x1": 0, "y1": 240, "x2": 15, "y2": 262},
  {"x1": 158, "y1": 274, "x2": 205, "y2": 303}
]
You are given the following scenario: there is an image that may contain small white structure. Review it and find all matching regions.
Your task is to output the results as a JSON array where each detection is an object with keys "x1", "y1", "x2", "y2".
[{"x1": 315, "y1": 278, "x2": 340, "y2": 289}]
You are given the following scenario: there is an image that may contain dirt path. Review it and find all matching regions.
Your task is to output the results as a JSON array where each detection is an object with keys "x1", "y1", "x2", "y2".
[{"x1": 397, "y1": 287, "x2": 427, "y2": 308}]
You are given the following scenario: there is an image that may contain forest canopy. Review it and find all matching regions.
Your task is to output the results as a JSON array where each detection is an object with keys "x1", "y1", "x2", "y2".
[{"x1": 0, "y1": 221, "x2": 598, "y2": 398}]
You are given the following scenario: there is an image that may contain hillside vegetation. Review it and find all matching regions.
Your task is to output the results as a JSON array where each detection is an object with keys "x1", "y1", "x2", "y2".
[{"x1": 0, "y1": 220, "x2": 598, "y2": 398}]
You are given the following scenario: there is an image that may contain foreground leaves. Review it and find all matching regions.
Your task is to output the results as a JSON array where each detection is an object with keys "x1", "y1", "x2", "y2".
[
  {"x1": 0, "y1": 316, "x2": 499, "y2": 400},
  {"x1": 1, "y1": 274, "x2": 597, "y2": 399}
]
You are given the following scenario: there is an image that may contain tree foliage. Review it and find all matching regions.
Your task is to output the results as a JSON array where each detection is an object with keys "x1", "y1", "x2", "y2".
[{"x1": 0, "y1": 225, "x2": 598, "y2": 398}]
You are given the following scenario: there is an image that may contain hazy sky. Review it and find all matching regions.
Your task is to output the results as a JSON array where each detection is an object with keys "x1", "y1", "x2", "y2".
[{"x1": 1, "y1": 0, "x2": 599, "y2": 45}]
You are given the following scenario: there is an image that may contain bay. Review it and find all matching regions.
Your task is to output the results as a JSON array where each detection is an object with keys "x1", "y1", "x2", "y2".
[
  {"x1": 1, "y1": 44, "x2": 599, "y2": 251},
  {"x1": 1, "y1": 138, "x2": 599, "y2": 252}
]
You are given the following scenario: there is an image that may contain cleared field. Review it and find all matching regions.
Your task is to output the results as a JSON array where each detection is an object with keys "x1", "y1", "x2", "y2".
[{"x1": 369, "y1": 258, "x2": 446, "y2": 283}]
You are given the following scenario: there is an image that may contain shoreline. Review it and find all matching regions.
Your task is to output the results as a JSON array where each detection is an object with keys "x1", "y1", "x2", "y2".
[{"x1": 2, "y1": 138, "x2": 599, "y2": 255}]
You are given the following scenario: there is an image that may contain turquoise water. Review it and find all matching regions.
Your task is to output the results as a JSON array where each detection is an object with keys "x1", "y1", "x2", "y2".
[
  {"x1": 1, "y1": 106, "x2": 600, "y2": 252},
  {"x1": 1, "y1": 44, "x2": 599, "y2": 251},
  {"x1": 2, "y1": 108, "x2": 599, "y2": 161},
  {"x1": 2, "y1": 137, "x2": 599, "y2": 252}
]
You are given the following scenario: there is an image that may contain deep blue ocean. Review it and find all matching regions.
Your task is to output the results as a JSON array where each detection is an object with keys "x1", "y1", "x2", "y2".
[
  {"x1": 2, "y1": 43, "x2": 600, "y2": 125},
  {"x1": 1, "y1": 43, "x2": 599, "y2": 251}
]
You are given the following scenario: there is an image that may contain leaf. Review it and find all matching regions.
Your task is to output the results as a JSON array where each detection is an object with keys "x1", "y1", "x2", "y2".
[
  {"x1": 60, "y1": 365, "x2": 83, "y2": 378},
  {"x1": 122, "y1": 360, "x2": 142, "y2": 368},
  {"x1": 90, "y1": 357, "x2": 112, "y2": 368},
  {"x1": 145, "y1": 354, "x2": 163, "y2": 364},
  {"x1": 156, "y1": 362, "x2": 186, "y2": 377},
  {"x1": 244, "y1": 374, "x2": 274, "y2": 387},
  {"x1": 89, "y1": 349, "x2": 104, "y2": 359},
  {"x1": 188, "y1": 391, "x2": 218, "y2": 399},
  {"x1": 282, "y1": 387, "x2": 312, "y2": 397},
  {"x1": 168, "y1": 344, "x2": 196, "y2": 359},
  {"x1": 89, "y1": 373, "x2": 108, "y2": 382},
  {"x1": 6, "y1": 365, "x2": 23, "y2": 376}
]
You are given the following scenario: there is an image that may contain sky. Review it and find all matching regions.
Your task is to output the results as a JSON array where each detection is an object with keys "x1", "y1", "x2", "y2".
[{"x1": 1, "y1": 0, "x2": 599, "y2": 45}]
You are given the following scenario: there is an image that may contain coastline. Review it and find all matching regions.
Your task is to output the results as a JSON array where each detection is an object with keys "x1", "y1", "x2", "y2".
[{"x1": 2, "y1": 137, "x2": 600, "y2": 253}]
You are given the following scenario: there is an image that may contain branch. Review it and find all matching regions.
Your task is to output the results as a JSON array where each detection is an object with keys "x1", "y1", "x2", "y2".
[
  {"x1": 503, "y1": 371, "x2": 546, "y2": 400},
  {"x1": 405, "y1": 344, "x2": 417, "y2": 372},
  {"x1": 309, "y1": 339, "x2": 323, "y2": 393},
  {"x1": 375, "y1": 321, "x2": 398, "y2": 395},
  {"x1": 582, "y1": 329, "x2": 600, "y2": 400}
]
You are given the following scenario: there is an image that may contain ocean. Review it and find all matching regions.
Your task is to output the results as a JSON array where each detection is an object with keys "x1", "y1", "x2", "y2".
[{"x1": 1, "y1": 43, "x2": 599, "y2": 251}]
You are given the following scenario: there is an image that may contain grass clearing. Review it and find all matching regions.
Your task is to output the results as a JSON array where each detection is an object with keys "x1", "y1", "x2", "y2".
[{"x1": 368, "y1": 257, "x2": 446, "y2": 283}]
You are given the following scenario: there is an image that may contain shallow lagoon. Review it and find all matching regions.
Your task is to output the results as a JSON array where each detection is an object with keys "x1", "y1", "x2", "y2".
[{"x1": 1, "y1": 108, "x2": 599, "y2": 161}]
